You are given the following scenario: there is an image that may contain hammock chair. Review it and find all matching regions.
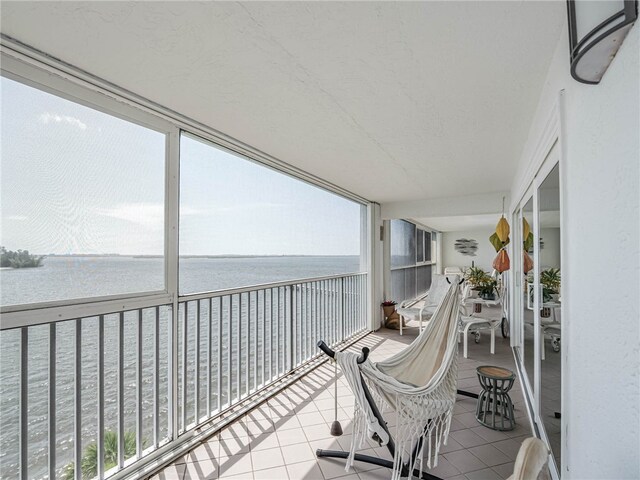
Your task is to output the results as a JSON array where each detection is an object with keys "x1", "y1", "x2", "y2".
[{"x1": 317, "y1": 279, "x2": 476, "y2": 480}]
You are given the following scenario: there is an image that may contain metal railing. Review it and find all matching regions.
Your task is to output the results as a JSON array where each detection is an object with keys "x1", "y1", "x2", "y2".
[{"x1": 0, "y1": 272, "x2": 367, "y2": 480}]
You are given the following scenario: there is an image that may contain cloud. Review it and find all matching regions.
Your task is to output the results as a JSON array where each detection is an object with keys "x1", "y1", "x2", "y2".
[
  {"x1": 95, "y1": 203, "x2": 203, "y2": 229},
  {"x1": 95, "y1": 203, "x2": 164, "y2": 229},
  {"x1": 5, "y1": 215, "x2": 28, "y2": 221},
  {"x1": 209, "y1": 202, "x2": 288, "y2": 214},
  {"x1": 39, "y1": 112, "x2": 87, "y2": 130}
]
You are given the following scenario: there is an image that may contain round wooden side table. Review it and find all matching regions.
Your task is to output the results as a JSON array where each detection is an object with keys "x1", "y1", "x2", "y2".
[{"x1": 475, "y1": 366, "x2": 516, "y2": 431}]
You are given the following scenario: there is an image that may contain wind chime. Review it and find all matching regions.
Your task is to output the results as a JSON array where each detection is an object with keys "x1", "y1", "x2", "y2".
[{"x1": 489, "y1": 197, "x2": 510, "y2": 272}]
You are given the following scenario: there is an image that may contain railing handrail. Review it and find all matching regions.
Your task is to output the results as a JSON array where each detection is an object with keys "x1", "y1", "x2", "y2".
[
  {"x1": 3, "y1": 270, "x2": 369, "y2": 480},
  {"x1": 177, "y1": 271, "x2": 367, "y2": 302}
]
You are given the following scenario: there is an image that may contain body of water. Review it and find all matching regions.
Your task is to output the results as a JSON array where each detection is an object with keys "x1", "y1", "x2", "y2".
[{"x1": 0, "y1": 255, "x2": 362, "y2": 479}]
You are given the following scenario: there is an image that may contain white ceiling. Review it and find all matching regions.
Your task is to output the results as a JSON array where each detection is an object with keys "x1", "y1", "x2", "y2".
[
  {"x1": 1, "y1": 1, "x2": 565, "y2": 204},
  {"x1": 416, "y1": 209, "x2": 560, "y2": 233},
  {"x1": 413, "y1": 214, "x2": 502, "y2": 232}
]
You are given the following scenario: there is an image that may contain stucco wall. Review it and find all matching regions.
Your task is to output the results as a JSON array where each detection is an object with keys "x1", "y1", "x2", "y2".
[
  {"x1": 441, "y1": 228, "x2": 496, "y2": 272},
  {"x1": 512, "y1": 21, "x2": 639, "y2": 480}
]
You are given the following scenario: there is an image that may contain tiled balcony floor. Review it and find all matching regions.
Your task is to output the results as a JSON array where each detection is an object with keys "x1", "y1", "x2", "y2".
[{"x1": 152, "y1": 324, "x2": 531, "y2": 480}]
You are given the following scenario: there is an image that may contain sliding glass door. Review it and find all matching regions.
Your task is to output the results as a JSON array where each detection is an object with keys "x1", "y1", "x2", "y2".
[
  {"x1": 512, "y1": 146, "x2": 562, "y2": 478},
  {"x1": 538, "y1": 163, "x2": 561, "y2": 469}
]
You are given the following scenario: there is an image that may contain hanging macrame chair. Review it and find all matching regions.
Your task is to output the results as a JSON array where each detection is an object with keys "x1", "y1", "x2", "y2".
[{"x1": 334, "y1": 280, "x2": 462, "y2": 480}]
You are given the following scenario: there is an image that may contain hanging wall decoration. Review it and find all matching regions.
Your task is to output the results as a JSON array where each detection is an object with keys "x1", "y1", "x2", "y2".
[
  {"x1": 490, "y1": 197, "x2": 511, "y2": 273},
  {"x1": 523, "y1": 217, "x2": 534, "y2": 274},
  {"x1": 454, "y1": 238, "x2": 478, "y2": 256}
]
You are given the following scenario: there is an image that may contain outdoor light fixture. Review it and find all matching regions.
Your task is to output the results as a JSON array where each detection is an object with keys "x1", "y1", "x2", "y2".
[{"x1": 567, "y1": 0, "x2": 638, "y2": 84}]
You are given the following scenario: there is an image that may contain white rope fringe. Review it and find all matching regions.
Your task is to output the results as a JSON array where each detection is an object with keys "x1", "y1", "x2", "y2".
[{"x1": 334, "y1": 281, "x2": 461, "y2": 480}]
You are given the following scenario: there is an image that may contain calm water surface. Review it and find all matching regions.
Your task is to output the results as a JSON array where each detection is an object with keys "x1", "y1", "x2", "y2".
[{"x1": 0, "y1": 256, "x2": 361, "y2": 479}]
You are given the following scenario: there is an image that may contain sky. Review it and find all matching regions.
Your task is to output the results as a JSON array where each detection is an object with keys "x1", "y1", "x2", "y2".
[{"x1": 0, "y1": 76, "x2": 362, "y2": 256}]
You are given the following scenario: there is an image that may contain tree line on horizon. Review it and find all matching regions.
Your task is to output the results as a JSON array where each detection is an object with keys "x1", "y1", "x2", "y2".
[{"x1": 0, "y1": 246, "x2": 45, "y2": 268}]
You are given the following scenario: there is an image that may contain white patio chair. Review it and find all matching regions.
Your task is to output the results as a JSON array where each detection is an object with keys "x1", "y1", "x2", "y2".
[
  {"x1": 507, "y1": 437, "x2": 550, "y2": 480},
  {"x1": 397, "y1": 274, "x2": 450, "y2": 335}
]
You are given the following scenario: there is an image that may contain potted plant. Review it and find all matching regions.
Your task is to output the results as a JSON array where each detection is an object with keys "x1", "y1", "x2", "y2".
[
  {"x1": 540, "y1": 268, "x2": 561, "y2": 317},
  {"x1": 476, "y1": 276, "x2": 498, "y2": 301},
  {"x1": 381, "y1": 300, "x2": 397, "y2": 319},
  {"x1": 464, "y1": 267, "x2": 496, "y2": 312},
  {"x1": 464, "y1": 266, "x2": 488, "y2": 288}
]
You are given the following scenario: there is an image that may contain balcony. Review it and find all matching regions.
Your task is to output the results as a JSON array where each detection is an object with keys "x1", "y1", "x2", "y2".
[{"x1": 152, "y1": 325, "x2": 531, "y2": 480}]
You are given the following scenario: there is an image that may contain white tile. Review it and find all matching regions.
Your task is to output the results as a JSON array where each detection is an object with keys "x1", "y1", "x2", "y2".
[
  {"x1": 219, "y1": 436, "x2": 251, "y2": 457},
  {"x1": 253, "y1": 466, "x2": 289, "y2": 480},
  {"x1": 294, "y1": 401, "x2": 320, "y2": 415},
  {"x1": 423, "y1": 456, "x2": 461, "y2": 478},
  {"x1": 314, "y1": 398, "x2": 338, "y2": 411},
  {"x1": 286, "y1": 460, "x2": 324, "y2": 480},
  {"x1": 309, "y1": 436, "x2": 342, "y2": 452},
  {"x1": 450, "y1": 429, "x2": 488, "y2": 448},
  {"x1": 245, "y1": 418, "x2": 275, "y2": 435},
  {"x1": 357, "y1": 467, "x2": 390, "y2": 480},
  {"x1": 220, "y1": 422, "x2": 250, "y2": 440},
  {"x1": 217, "y1": 454, "x2": 254, "y2": 478},
  {"x1": 297, "y1": 411, "x2": 328, "y2": 427},
  {"x1": 277, "y1": 427, "x2": 308, "y2": 446},
  {"x1": 251, "y1": 447, "x2": 286, "y2": 472},
  {"x1": 317, "y1": 456, "x2": 356, "y2": 479},
  {"x1": 281, "y1": 442, "x2": 317, "y2": 464},
  {"x1": 183, "y1": 458, "x2": 219, "y2": 480},
  {"x1": 490, "y1": 462, "x2": 515, "y2": 479},
  {"x1": 250, "y1": 432, "x2": 281, "y2": 452},
  {"x1": 304, "y1": 423, "x2": 334, "y2": 442},
  {"x1": 491, "y1": 439, "x2": 523, "y2": 460},
  {"x1": 151, "y1": 463, "x2": 186, "y2": 480},
  {"x1": 464, "y1": 467, "x2": 503, "y2": 480},
  {"x1": 469, "y1": 426, "x2": 511, "y2": 443},
  {"x1": 467, "y1": 444, "x2": 511, "y2": 467},
  {"x1": 444, "y1": 450, "x2": 487, "y2": 474},
  {"x1": 182, "y1": 440, "x2": 219, "y2": 463}
]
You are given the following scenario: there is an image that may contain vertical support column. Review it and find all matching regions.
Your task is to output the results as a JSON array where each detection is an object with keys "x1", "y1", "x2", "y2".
[
  {"x1": 435, "y1": 231, "x2": 443, "y2": 275},
  {"x1": 227, "y1": 296, "x2": 233, "y2": 404},
  {"x1": 97, "y1": 316, "x2": 104, "y2": 479},
  {"x1": 261, "y1": 291, "x2": 266, "y2": 386},
  {"x1": 48, "y1": 324, "x2": 56, "y2": 480},
  {"x1": 19, "y1": 328, "x2": 28, "y2": 480},
  {"x1": 246, "y1": 293, "x2": 250, "y2": 394},
  {"x1": 136, "y1": 310, "x2": 143, "y2": 458},
  {"x1": 166, "y1": 128, "x2": 181, "y2": 441},
  {"x1": 217, "y1": 297, "x2": 222, "y2": 411},
  {"x1": 154, "y1": 307, "x2": 160, "y2": 448},
  {"x1": 195, "y1": 301, "x2": 201, "y2": 422},
  {"x1": 117, "y1": 313, "x2": 125, "y2": 469},
  {"x1": 74, "y1": 319, "x2": 82, "y2": 480},
  {"x1": 237, "y1": 294, "x2": 241, "y2": 399},
  {"x1": 207, "y1": 299, "x2": 212, "y2": 417},
  {"x1": 340, "y1": 277, "x2": 345, "y2": 341},
  {"x1": 253, "y1": 292, "x2": 258, "y2": 389},
  {"x1": 181, "y1": 304, "x2": 188, "y2": 431},
  {"x1": 382, "y1": 218, "x2": 392, "y2": 309}
]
